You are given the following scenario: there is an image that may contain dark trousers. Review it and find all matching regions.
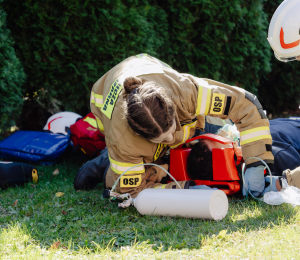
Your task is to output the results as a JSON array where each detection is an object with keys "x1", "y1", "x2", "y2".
[{"x1": 74, "y1": 147, "x2": 109, "y2": 190}]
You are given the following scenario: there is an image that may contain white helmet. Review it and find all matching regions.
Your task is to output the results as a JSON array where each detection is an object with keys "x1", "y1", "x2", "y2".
[
  {"x1": 43, "y1": 111, "x2": 82, "y2": 135},
  {"x1": 268, "y1": 0, "x2": 300, "y2": 62}
]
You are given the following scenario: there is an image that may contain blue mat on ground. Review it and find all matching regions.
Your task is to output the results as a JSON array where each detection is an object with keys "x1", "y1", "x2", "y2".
[{"x1": 0, "y1": 131, "x2": 70, "y2": 165}]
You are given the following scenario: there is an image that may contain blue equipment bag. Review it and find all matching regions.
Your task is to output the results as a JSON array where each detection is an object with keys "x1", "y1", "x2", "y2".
[{"x1": 0, "y1": 131, "x2": 70, "y2": 165}]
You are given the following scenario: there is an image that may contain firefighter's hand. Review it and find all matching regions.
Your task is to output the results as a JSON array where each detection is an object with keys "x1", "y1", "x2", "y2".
[
  {"x1": 261, "y1": 176, "x2": 282, "y2": 196},
  {"x1": 242, "y1": 165, "x2": 265, "y2": 196}
]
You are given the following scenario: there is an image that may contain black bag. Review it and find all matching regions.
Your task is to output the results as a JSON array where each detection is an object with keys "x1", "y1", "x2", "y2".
[{"x1": 0, "y1": 162, "x2": 38, "y2": 189}]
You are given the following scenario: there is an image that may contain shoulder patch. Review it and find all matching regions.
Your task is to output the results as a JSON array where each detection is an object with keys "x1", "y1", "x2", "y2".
[
  {"x1": 101, "y1": 78, "x2": 122, "y2": 119},
  {"x1": 120, "y1": 174, "x2": 141, "y2": 188},
  {"x1": 210, "y1": 93, "x2": 225, "y2": 115}
]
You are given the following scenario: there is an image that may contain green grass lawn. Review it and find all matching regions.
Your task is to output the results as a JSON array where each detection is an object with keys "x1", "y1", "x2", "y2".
[{"x1": 1, "y1": 153, "x2": 300, "y2": 259}]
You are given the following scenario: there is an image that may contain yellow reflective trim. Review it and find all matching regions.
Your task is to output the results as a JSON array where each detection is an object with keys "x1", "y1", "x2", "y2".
[
  {"x1": 196, "y1": 85, "x2": 211, "y2": 115},
  {"x1": 90, "y1": 91, "x2": 95, "y2": 104},
  {"x1": 170, "y1": 121, "x2": 197, "y2": 149},
  {"x1": 95, "y1": 102, "x2": 103, "y2": 107},
  {"x1": 120, "y1": 174, "x2": 142, "y2": 188},
  {"x1": 93, "y1": 93, "x2": 103, "y2": 99},
  {"x1": 91, "y1": 92, "x2": 103, "y2": 108},
  {"x1": 111, "y1": 167, "x2": 145, "y2": 175},
  {"x1": 109, "y1": 158, "x2": 144, "y2": 167},
  {"x1": 154, "y1": 184, "x2": 167, "y2": 189},
  {"x1": 204, "y1": 89, "x2": 211, "y2": 115},
  {"x1": 109, "y1": 157, "x2": 145, "y2": 175},
  {"x1": 240, "y1": 126, "x2": 270, "y2": 136},
  {"x1": 196, "y1": 86, "x2": 203, "y2": 115},
  {"x1": 240, "y1": 135, "x2": 272, "y2": 146},
  {"x1": 153, "y1": 143, "x2": 167, "y2": 162},
  {"x1": 83, "y1": 117, "x2": 97, "y2": 128},
  {"x1": 240, "y1": 127, "x2": 271, "y2": 145},
  {"x1": 222, "y1": 120, "x2": 226, "y2": 125},
  {"x1": 95, "y1": 117, "x2": 104, "y2": 131}
]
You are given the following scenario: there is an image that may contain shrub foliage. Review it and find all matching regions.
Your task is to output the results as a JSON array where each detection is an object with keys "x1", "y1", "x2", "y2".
[
  {"x1": 1, "y1": 0, "x2": 299, "y2": 124},
  {"x1": 0, "y1": 2, "x2": 26, "y2": 131},
  {"x1": 1, "y1": 0, "x2": 169, "y2": 119},
  {"x1": 157, "y1": 0, "x2": 271, "y2": 95}
]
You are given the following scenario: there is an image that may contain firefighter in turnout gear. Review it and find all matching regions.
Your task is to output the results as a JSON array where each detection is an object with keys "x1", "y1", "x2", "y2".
[{"x1": 75, "y1": 54, "x2": 273, "y2": 198}]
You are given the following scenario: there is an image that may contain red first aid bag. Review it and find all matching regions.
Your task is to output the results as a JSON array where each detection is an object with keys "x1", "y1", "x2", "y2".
[{"x1": 70, "y1": 113, "x2": 106, "y2": 158}]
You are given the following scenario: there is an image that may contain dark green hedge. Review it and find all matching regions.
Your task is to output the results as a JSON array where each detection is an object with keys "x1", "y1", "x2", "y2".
[
  {"x1": 1, "y1": 0, "x2": 299, "y2": 128},
  {"x1": 156, "y1": 0, "x2": 271, "y2": 94},
  {"x1": 0, "y1": 1, "x2": 26, "y2": 132},
  {"x1": 1, "y1": 0, "x2": 169, "y2": 121}
]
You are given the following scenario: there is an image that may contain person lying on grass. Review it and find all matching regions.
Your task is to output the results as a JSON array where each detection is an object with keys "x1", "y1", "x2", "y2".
[
  {"x1": 188, "y1": 118, "x2": 300, "y2": 196},
  {"x1": 187, "y1": 138, "x2": 283, "y2": 196}
]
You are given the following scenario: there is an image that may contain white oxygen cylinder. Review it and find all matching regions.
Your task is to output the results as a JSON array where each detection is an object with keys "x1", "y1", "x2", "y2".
[{"x1": 133, "y1": 189, "x2": 228, "y2": 220}]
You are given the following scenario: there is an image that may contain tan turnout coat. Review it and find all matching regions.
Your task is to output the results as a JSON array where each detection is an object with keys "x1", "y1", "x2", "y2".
[{"x1": 90, "y1": 54, "x2": 274, "y2": 198}]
